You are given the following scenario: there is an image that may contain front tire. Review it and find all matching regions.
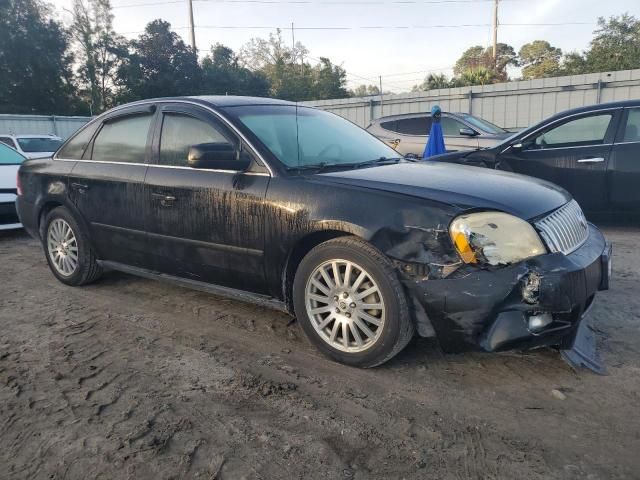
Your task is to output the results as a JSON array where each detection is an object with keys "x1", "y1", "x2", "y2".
[
  {"x1": 293, "y1": 237, "x2": 414, "y2": 368},
  {"x1": 43, "y1": 206, "x2": 102, "y2": 286}
]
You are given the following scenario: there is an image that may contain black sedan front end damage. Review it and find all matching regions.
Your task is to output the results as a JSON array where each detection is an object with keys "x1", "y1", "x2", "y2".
[{"x1": 397, "y1": 218, "x2": 611, "y2": 370}]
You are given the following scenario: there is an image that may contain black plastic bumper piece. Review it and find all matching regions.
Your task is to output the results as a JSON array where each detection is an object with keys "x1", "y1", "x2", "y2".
[{"x1": 408, "y1": 224, "x2": 609, "y2": 353}]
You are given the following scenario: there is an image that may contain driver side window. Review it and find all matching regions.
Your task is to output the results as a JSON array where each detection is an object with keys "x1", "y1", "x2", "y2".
[
  {"x1": 160, "y1": 113, "x2": 231, "y2": 167},
  {"x1": 531, "y1": 114, "x2": 613, "y2": 149}
]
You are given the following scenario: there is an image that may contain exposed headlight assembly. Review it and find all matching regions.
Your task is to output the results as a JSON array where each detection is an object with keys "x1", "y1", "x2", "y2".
[{"x1": 449, "y1": 212, "x2": 547, "y2": 266}]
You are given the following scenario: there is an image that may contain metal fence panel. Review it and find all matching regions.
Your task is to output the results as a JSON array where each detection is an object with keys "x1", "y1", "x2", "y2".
[
  {"x1": 0, "y1": 115, "x2": 91, "y2": 139},
  {"x1": 303, "y1": 69, "x2": 640, "y2": 130}
]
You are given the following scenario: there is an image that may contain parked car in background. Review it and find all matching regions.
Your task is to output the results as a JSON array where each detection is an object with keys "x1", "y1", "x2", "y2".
[
  {"x1": 366, "y1": 112, "x2": 513, "y2": 156},
  {"x1": 433, "y1": 100, "x2": 640, "y2": 215},
  {"x1": 0, "y1": 143, "x2": 25, "y2": 230},
  {"x1": 17, "y1": 96, "x2": 611, "y2": 368},
  {"x1": 0, "y1": 134, "x2": 63, "y2": 159}
]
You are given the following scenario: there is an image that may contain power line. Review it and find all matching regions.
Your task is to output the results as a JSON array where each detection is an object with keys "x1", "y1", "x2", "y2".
[
  {"x1": 112, "y1": 0, "x2": 527, "y2": 8},
  {"x1": 191, "y1": 22, "x2": 595, "y2": 30}
]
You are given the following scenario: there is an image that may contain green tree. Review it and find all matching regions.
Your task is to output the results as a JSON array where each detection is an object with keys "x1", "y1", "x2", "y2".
[
  {"x1": 349, "y1": 84, "x2": 380, "y2": 97},
  {"x1": 453, "y1": 43, "x2": 516, "y2": 82},
  {"x1": 311, "y1": 57, "x2": 349, "y2": 100},
  {"x1": 415, "y1": 73, "x2": 452, "y2": 91},
  {"x1": 0, "y1": 0, "x2": 79, "y2": 114},
  {"x1": 201, "y1": 44, "x2": 270, "y2": 96},
  {"x1": 560, "y1": 51, "x2": 589, "y2": 75},
  {"x1": 458, "y1": 67, "x2": 497, "y2": 86},
  {"x1": 70, "y1": 0, "x2": 127, "y2": 113},
  {"x1": 240, "y1": 30, "x2": 348, "y2": 101},
  {"x1": 519, "y1": 40, "x2": 563, "y2": 79},
  {"x1": 117, "y1": 20, "x2": 200, "y2": 101},
  {"x1": 585, "y1": 13, "x2": 640, "y2": 72}
]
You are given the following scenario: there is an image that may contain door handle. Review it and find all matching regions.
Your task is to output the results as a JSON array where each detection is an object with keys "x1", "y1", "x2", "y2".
[
  {"x1": 71, "y1": 182, "x2": 89, "y2": 191},
  {"x1": 151, "y1": 192, "x2": 176, "y2": 206},
  {"x1": 577, "y1": 157, "x2": 605, "y2": 163}
]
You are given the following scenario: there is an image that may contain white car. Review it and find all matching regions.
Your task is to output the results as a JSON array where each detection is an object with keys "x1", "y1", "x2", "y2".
[
  {"x1": 0, "y1": 133, "x2": 63, "y2": 159},
  {"x1": 0, "y1": 143, "x2": 26, "y2": 230}
]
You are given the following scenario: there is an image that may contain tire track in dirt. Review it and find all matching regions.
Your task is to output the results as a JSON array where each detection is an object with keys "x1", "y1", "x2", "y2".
[{"x1": 2, "y1": 229, "x2": 640, "y2": 479}]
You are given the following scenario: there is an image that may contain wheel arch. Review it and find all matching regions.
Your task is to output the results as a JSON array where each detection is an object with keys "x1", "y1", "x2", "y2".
[
  {"x1": 37, "y1": 198, "x2": 90, "y2": 243},
  {"x1": 281, "y1": 228, "x2": 363, "y2": 312}
]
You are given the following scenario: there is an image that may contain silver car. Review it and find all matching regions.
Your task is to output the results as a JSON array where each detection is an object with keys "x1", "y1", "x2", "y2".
[{"x1": 366, "y1": 112, "x2": 513, "y2": 156}]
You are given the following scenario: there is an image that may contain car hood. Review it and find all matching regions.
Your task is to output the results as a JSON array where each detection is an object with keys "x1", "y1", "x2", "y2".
[{"x1": 316, "y1": 161, "x2": 570, "y2": 220}]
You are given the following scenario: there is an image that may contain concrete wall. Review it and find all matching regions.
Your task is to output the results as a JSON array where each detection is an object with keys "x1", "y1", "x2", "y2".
[
  {"x1": 0, "y1": 114, "x2": 91, "y2": 140},
  {"x1": 303, "y1": 69, "x2": 640, "y2": 129}
]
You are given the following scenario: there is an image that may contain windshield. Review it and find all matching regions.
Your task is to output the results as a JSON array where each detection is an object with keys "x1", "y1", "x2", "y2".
[
  {"x1": 226, "y1": 105, "x2": 400, "y2": 169},
  {"x1": 458, "y1": 114, "x2": 507, "y2": 134},
  {"x1": 0, "y1": 143, "x2": 25, "y2": 165},
  {"x1": 17, "y1": 137, "x2": 63, "y2": 153}
]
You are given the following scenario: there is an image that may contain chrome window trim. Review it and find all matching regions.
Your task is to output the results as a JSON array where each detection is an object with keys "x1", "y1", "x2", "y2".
[
  {"x1": 54, "y1": 157, "x2": 269, "y2": 175},
  {"x1": 613, "y1": 140, "x2": 640, "y2": 146},
  {"x1": 53, "y1": 98, "x2": 275, "y2": 177},
  {"x1": 517, "y1": 143, "x2": 613, "y2": 152}
]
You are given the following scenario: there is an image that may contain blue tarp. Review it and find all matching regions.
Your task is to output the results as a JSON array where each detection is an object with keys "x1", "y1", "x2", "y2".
[
  {"x1": 422, "y1": 122, "x2": 446, "y2": 158},
  {"x1": 423, "y1": 105, "x2": 446, "y2": 159}
]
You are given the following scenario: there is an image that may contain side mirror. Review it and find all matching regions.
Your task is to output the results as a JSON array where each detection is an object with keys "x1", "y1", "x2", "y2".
[
  {"x1": 459, "y1": 127, "x2": 477, "y2": 137},
  {"x1": 187, "y1": 143, "x2": 249, "y2": 171}
]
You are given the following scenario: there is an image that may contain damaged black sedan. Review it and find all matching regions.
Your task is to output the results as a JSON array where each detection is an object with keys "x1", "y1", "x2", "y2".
[{"x1": 16, "y1": 96, "x2": 612, "y2": 368}]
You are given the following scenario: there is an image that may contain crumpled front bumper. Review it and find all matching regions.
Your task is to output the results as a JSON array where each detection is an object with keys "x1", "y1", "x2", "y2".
[{"x1": 407, "y1": 223, "x2": 611, "y2": 353}]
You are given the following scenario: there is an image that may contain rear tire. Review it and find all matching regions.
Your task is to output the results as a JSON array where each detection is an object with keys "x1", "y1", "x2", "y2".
[
  {"x1": 43, "y1": 206, "x2": 102, "y2": 286},
  {"x1": 293, "y1": 236, "x2": 414, "y2": 368}
]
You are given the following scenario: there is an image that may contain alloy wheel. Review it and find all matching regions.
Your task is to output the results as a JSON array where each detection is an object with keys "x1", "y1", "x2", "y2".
[
  {"x1": 47, "y1": 218, "x2": 79, "y2": 277},
  {"x1": 305, "y1": 259, "x2": 385, "y2": 353}
]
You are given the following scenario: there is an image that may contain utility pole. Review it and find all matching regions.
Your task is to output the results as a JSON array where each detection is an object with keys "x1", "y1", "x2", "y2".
[
  {"x1": 188, "y1": 0, "x2": 196, "y2": 51},
  {"x1": 379, "y1": 76, "x2": 383, "y2": 115},
  {"x1": 492, "y1": 0, "x2": 499, "y2": 63}
]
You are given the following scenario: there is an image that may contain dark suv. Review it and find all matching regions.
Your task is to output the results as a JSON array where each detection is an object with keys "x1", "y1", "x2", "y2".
[{"x1": 17, "y1": 96, "x2": 611, "y2": 368}]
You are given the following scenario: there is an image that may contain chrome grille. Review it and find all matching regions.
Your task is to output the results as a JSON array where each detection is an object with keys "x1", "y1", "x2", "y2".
[{"x1": 535, "y1": 200, "x2": 589, "y2": 255}]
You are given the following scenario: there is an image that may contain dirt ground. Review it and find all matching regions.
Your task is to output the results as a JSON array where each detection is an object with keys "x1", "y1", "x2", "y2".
[{"x1": 1, "y1": 225, "x2": 639, "y2": 480}]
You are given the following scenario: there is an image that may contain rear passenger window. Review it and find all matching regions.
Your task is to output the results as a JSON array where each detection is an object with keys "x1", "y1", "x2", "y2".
[
  {"x1": 622, "y1": 109, "x2": 640, "y2": 142},
  {"x1": 159, "y1": 113, "x2": 231, "y2": 167},
  {"x1": 92, "y1": 114, "x2": 153, "y2": 163},
  {"x1": 395, "y1": 117, "x2": 431, "y2": 135},
  {"x1": 57, "y1": 122, "x2": 99, "y2": 159}
]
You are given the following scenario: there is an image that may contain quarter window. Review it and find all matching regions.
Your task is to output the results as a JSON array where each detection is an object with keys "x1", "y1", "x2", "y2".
[
  {"x1": 160, "y1": 113, "x2": 231, "y2": 167},
  {"x1": 622, "y1": 109, "x2": 640, "y2": 142},
  {"x1": 57, "y1": 122, "x2": 100, "y2": 159},
  {"x1": 532, "y1": 114, "x2": 613, "y2": 149},
  {"x1": 92, "y1": 114, "x2": 153, "y2": 163}
]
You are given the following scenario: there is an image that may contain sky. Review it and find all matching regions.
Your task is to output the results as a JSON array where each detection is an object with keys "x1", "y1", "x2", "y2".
[{"x1": 50, "y1": 0, "x2": 640, "y2": 93}]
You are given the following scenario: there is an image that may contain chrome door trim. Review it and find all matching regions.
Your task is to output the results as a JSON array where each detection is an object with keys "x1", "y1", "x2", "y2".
[{"x1": 54, "y1": 98, "x2": 275, "y2": 177}]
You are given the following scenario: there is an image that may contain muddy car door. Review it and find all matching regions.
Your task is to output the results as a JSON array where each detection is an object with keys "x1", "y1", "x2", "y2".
[
  {"x1": 143, "y1": 103, "x2": 270, "y2": 294},
  {"x1": 495, "y1": 109, "x2": 621, "y2": 213},
  {"x1": 68, "y1": 106, "x2": 155, "y2": 267}
]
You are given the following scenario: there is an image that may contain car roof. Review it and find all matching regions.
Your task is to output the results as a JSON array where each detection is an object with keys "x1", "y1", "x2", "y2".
[
  {"x1": 541, "y1": 99, "x2": 640, "y2": 121},
  {"x1": 113, "y1": 95, "x2": 297, "y2": 110},
  {"x1": 373, "y1": 112, "x2": 464, "y2": 123}
]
